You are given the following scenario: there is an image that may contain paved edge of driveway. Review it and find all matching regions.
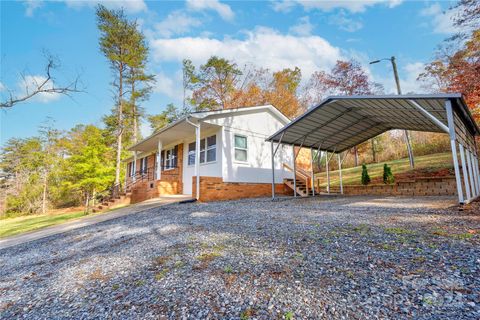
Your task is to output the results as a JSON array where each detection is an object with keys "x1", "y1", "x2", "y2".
[{"x1": 0, "y1": 197, "x2": 194, "y2": 251}]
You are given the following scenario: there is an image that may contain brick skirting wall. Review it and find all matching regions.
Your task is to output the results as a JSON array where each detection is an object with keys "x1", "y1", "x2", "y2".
[
  {"x1": 325, "y1": 176, "x2": 457, "y2": 196},
  {"x1": 193, "y1": 176, "x2": 292, "y2": 202},
  {"x1": 129, "y1": 144, "x2": 185, "y2": 204}
]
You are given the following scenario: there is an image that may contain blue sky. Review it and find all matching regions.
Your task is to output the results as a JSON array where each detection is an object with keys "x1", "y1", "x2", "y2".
[{"x1": 1, "y1": 0, "x2": 458, "y2": 144}]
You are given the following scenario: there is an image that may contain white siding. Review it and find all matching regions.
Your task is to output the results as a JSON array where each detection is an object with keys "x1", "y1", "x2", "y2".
[
  {"x1": 182, "y1": 127, "x2": 223, "y2": 195},
  {"x1": 203, "y1": 109, "x2": 293, "y2": 183}
]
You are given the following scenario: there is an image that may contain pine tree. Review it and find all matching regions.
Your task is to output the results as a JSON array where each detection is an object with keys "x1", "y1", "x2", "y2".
[
  {"x1": 383, "y1": 164, "x2": 395, "y2": 184},
  {"x1": 96, "y1": 5, "x2": 132, "y2": 186},
  {"x1": 361, "y1": 164, "x2": 371, "y2": 185}
]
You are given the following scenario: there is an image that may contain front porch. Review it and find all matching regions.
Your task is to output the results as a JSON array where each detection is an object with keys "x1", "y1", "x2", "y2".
[{"x1": 125, "y1": 116, "x2": 221, "y2": 203}]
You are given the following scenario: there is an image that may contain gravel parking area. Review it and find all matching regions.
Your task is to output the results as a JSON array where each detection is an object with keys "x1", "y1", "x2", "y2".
[{"x1": 1, "y1": 196, "x2": 479, "y2": 319}]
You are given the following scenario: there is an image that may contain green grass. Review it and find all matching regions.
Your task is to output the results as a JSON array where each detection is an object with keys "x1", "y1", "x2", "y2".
[
  {"x1": 0, "y1": 211, "x2": 87, "y2": 238},
  {"x1": 0, "y1": 204, "x2": 129, "y2": 239},
  {"x1": 316, "y1": 152, "x2": 452, "y2": 187}
]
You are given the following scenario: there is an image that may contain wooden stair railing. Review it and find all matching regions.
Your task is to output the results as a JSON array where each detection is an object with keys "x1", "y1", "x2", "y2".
[{"x1": 283, "y1": 162, "x2": 312, "y2": 197}]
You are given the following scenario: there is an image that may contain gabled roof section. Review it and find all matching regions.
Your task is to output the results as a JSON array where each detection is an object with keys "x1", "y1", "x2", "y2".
[
  {"x1": 267, "y1": 93, "x2": 479, "y2": 153},
  {"x1": 192, "y1": 104, "x2": 290, "y2": 123}
]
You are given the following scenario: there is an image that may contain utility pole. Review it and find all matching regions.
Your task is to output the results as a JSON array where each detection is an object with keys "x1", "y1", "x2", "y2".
[{"x1": 370, "y1": 56, "x2": 415, "y2": 168}]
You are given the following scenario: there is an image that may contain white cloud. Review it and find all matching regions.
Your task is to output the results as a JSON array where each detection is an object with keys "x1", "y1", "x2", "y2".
[
  {"x1": 150, "y1": 27, "x2": 343, "y2": 79},
  {"x1": 19, "y1": 75, "x2": 62, "y2": 103},
  {"x1": 0, "y1": 82, "x2": 5, "y2": 92},
  {"x1": 155, "y1": 11, "x2": 202, "y2": 38},
  {"x1": 23, "y1": 0, "x2": 43, "y2": 17},
  {"x1": 289, "y1": 16, "x2": 314, "y2": 36},
  {"x1": 23, "y1": 0, "x2": 147, "y2": 16},
  {"x1": 64, "y1": 0, "x2": 147, "y2": 13},
  {"x1": 186, "y1": 0, "x2": 234, "y2": 21},
  {"x1": 420, "y1": 3, "x2": 458, "y2": 35},
  {"x1": 370, "y1": 61, "x2": 426, "y2": 94},
  {"x1": 399, "y1": 62, "x2": 426, "y2": 94},
  {"x1": 329, "y1": 10, "x2": 363, "y2": 32},
  {"x1": 153, "y1": 72, "x2": 182, "y2": 99},
  {"x1": 273, "y1": 0, "x2": 403, "y2": 13}
]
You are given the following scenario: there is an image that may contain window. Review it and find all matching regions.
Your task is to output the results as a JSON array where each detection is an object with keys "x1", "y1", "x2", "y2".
[
  {"x1": 234, "y1": 134, "x2": 248, "y2": 162},
  {"x1": 188, "y1": 142, "x2": 196, "y2": 166},
  {"x1": 187, "y1": 134, "x2": 216, "y2": 165},
  {"x1": 163, "y1": 146, "x2": 177, "y2": 170}
]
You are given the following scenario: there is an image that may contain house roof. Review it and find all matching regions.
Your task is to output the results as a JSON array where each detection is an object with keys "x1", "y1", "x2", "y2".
[
  {"x1": 267, "y1": 93, "x2": 479, "y2": 153},
  {"x1": 128, "y1": 104, "x2": 289, "y2": 153}
]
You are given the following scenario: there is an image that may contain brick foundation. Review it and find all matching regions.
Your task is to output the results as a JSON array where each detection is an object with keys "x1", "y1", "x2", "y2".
[
  {"x1": 193, "y1": 176, "x2": 292, "y2": 202},
  {"x1": 324, "y1": 176, "x2": 457, "y2": 196}
]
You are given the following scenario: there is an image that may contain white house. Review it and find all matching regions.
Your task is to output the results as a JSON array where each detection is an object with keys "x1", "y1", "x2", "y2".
[{"x1": 125, "y1": 105, "x2": 310, "y2": 202}]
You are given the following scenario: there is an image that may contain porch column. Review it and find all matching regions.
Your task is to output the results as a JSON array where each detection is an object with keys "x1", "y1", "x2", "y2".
[
  {"x1": 157, "y1": 140, "x2": 162, "y2": 180},
  {"x1": 195, "y1": 123, "x2": 201, "y2": 200},
  {"x1": 133, "y1": 151, "x2": 137, "y2": 182},
  {"x1": 445, "y1": 99, "x2": 464, "y2": 204}
]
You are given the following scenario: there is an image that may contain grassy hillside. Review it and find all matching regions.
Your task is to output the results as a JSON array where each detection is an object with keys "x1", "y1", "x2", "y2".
[{"x1": 316, "y1": 152, "x2": 453, "y2": 187}]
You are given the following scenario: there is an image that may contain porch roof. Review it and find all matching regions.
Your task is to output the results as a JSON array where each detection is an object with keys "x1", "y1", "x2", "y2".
[
  {"x1": 128, "y1": 117, "x2": 220, "y2": 153},
  {"x1": 267, "y1": 93, "x2": 479, "y2": 153}
]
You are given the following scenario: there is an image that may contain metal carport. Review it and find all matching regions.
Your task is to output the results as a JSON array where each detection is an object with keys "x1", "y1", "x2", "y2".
[{"x1": 267, "y1": 94, "x2": 480, "y2": 205}]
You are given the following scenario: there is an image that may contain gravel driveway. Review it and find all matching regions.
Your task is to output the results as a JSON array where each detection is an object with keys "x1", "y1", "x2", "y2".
[{"x1": 1, "y1": 196, "x2": 479, "y2": 319}]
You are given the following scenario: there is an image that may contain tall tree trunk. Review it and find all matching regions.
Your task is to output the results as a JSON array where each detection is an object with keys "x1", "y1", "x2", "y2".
[
  {"x1": 132, "y1": 80, "x2": 138, "y2": 145},
  {"x1": 84, "y1": 192, "x2": 90, "y2": 214},
  {"x1": 353, "y1": 146, "x2": 359, "y2": 167},
  {"x1": 41, "y1": 170, "x2": 47, "y2": 214},
  {"x1": 115, "y1": 65, "x2": 124, "y2": 185}
]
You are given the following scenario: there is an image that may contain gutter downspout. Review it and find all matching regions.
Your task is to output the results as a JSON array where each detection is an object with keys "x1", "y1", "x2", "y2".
[{"x1": 186, "y1": 117, "x2": 201, "y2": 200}]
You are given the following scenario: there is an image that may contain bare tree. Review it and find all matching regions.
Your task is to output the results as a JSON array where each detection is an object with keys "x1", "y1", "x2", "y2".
[{"x1": 1, "y1": 55, "x2": 82, "y2": 109}]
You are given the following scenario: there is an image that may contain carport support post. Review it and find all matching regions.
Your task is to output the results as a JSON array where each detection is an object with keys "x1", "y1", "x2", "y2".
[
  {"x1": 467, "y1": 150, "x2": 477, "y2": 197},
  {"x1": 271, "y1": 141, "x2": 275, "y2": 200},
  {"x1": 292, "y1": 145, "x2": 297, "y2": 197},
  {"x1": 310, "y1": 147, "x2": 315, "y2": 196},
  {"x1": 474, "y1": 156, "x2": 480, "y2": 194},
  {"x1": 445, "y1": 100, "x2": 464, "y2": 204},
  {"x1": 459, "y1": 144, "x2": 471, "y2": 200},
  {"x1": 338, "y1": 153, "x2": 343, "y2": 194},
  {"x1": 326, "y1": 152, "x2": 330, "y2": 194}
]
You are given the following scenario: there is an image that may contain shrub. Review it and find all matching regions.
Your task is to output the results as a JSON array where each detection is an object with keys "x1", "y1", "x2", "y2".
[
  {"x1": 361, "y1": 164, "x2": 371, "y2": 185},
  {"x1": 383, "y1": 164, "x2": 395, "y2": 184}
]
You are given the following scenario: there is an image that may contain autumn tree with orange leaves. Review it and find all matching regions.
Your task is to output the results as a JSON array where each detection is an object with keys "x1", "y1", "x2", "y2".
[{"x1": 419, "y1": 0, "x2": 479, "y2": 122}]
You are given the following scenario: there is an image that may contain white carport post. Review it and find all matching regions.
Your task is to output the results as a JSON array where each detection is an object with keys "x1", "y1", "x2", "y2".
[
  {"x1": 459, "y1": 145, "x2": 471, "y2": 200},
  {"x1": 474, "y1": 155, "x2": 480, "y2": 194},
  {"x1": 271, "y1": 141, "x2": 276, "y2": 200},
  {"x1": 445, "y1": 100, "x2": 464, "y2": 204},
  {"x1": 325, "y1": 151, "x2": 330, "y2": 194},
  {"x1": 292, "y1": 145, "x2": 297, "y2": 197},
  {"x1": 467, "y1": 150, "x2": 477, "y2": 197},
  {"x1": 156, "y1": 140, "x2": 162, "y2": 180},
  {"x1": 310, "y1": 147, "x2": 315, "y2": 196},
  {"x1": 338, "y1": 153, "x2": 343, "y2": 194}
]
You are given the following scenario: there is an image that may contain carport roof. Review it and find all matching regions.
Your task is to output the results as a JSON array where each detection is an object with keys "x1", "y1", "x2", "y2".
[{"x1": 267, "y1": 93, "x2": 479, "y2": 153}]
